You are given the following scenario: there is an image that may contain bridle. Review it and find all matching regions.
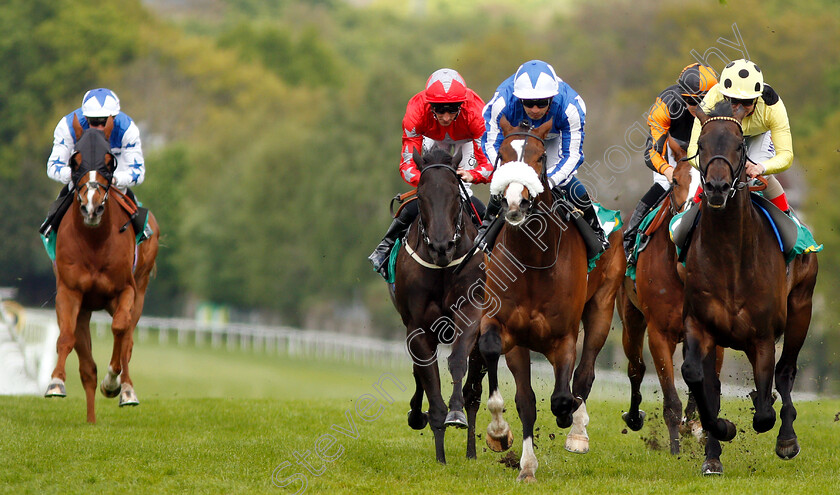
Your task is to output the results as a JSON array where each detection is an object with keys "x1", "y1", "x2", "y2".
[
  {"x1": 695, "y1": 116, "x2": 748, "y2": 201},
  {"x1": 74, "y1": 167, "x2": 112, "y2": 213},
  {"x1": 496, "y1": 128, "x2": 549, "y2": 215},
  {"x1": 415, "y1": 163, "x2": 468, "y2": 251}
]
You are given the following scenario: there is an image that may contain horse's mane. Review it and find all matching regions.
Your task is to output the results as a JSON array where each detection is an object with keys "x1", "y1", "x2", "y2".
[
  {"x1": 706, "y1": 99, "x2": 734, "y2": 118},
  {"x1": 423, "y1": 147, "x2": 454, "y2": 166}
]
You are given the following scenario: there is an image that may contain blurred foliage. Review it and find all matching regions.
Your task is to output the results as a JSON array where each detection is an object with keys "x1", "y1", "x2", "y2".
[{"x1": 1, "y1": 0, "x2": 838, "y2": 388}]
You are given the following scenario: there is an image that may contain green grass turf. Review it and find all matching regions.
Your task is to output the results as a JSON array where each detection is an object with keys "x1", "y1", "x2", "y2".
[{"x1": 1, "y1": 337, "x2": 838, "y2": 494}]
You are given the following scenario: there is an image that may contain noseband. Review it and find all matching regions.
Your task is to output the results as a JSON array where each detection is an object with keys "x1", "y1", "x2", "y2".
[{"x1": 697, "y1": 116, "x2": 748, "y2": 200}]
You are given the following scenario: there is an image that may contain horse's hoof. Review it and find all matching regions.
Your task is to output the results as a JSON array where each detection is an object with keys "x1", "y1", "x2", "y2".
[
  {"x1": 100, "y1": 381, "x2": 121, "y2": 399},
  {"x1": 445, "y1": 410, "x2": 468, "y2": 429},
  {"x1": 407, "y1": 410, "x2": 428, "y2": 430},
  {"x1": 776, "y1": 437, "x2": 800, "y2": 460},
  {"x1": 622, "y1": 410, "x2": 646, "y2": 431},
  {"x1": 44, "y1": 379, "x2": 66, "y2": 398},
  {"x1": 516, "y1": 472, "x2": 536, "y2": 483},
  {"x1": 701, "y1": 458, "x2": 723, "y2": 475},
  {"x1": 485, "y1": 429, "x2": 514, "y2": 452},
  {"x1": 564, "y1": 433, "x2": 589, "y2": 454},
  {"x1": 119, "y1": 386, "x2": 139, "y2": 407}
]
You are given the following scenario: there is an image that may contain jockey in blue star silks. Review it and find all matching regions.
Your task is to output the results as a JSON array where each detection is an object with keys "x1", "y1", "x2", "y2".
[
  {"x1": 479, "y1": 60, "x2": 609, "y2": 254},
  {"x1": 40, "y1": 88, "x2": 148, "y2": 240}
]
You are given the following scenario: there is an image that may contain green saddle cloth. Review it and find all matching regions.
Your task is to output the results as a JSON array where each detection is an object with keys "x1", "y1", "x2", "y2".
[
  {"x1": 588, "y1": 203, "x2": 623, "y2": 272},
  {"x1": 666, "y1": 205, "x2": 823, "y2": 266},
  {"x1": 625, "y1": 206, "x2": 662, "y2": 281}
]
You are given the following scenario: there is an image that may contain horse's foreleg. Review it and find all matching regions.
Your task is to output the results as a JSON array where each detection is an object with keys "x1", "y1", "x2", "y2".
[
  {"x1": 73, "y1": 311, "x2": 97, "y2": 423},
  {"x1": 748, "y1": 342, "x2": 777, "y2": 434},
  {"x1": 47, "y1": 288, "x2": 82, "y2": 398},
  {"x1": 774, "y1": 290, "x2": 812, "y2": 460},
  {"x1": 463, "y1": 343, "x2": 485, "y2": 459},
  {"x1": 648, "y1": 327, "x2": 682, "y2": 455},
  {"x1": 479, "y1": 318, "x2": 512, "y2": 452},
  {"x1": 505, "y1": 346, "x2": 538, "y2": 482},
  {"x1": 681, "y1": 318, "x2": 735, "y2": 443},
  {"x1": 619, "y1": 289, "x2": 647, "y2": 431},
  {"x1": 548, "y1": 336, "x2": 578, "y2": 429}
]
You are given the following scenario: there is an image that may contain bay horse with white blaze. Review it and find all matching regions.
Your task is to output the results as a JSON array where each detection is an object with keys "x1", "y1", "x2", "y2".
[
  {"x1": 394, "y1": 148, "x2": 486, "y2": 464},
  {"x1": 617, "y1": 157, "x2": 721, "y2": 454},
  {"x1": 44, "y1": 115, "x2": 159, "y2": 424},
  {"x1": 479, "y1": 117, "x2": 623, "y2": 481},
  {"x1": 681, "y1": 101, "x2": 818, "y2": 474}
]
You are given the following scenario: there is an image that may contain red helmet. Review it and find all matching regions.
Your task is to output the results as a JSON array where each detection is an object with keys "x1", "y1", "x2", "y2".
[{"x1": 424, "y1": 68, "x2": 467, "y2": 103}]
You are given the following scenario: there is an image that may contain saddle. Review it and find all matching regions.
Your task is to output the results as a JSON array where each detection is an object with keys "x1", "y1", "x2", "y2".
[{"x1": 670, "y1": 192, "x2": 800, "y2": 263}]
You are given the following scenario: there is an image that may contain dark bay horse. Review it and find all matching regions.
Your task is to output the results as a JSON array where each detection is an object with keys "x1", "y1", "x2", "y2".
[
  {"x1": 617, "y1": 157, "x2": 720, "y2": 454},
  {"x1": 44, "y1": 115, "x2": 159, "y2": 423},
  {"x1": 681, "y1": 102, "x2": 818, "y2": 474},
  {"x1": 479, "y1": 117, "x2": 600, "y2": 481},
  {"x1": 394, "y1": 148, "x2": 485, "y2": 464}
]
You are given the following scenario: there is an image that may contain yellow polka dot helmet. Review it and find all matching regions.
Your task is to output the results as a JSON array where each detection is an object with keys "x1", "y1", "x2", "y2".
[{"x1": 719, "y1": 59, "x2": 764, "y2": 99}]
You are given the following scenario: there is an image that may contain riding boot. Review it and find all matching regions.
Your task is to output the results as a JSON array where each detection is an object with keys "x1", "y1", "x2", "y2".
[
  {"x1": 579, "y1": 197, "x2": 610, "y2": 255},
  {"x1": 623, "y1": 201, "x2": 651, "y2": 263},
  {"x1": 39, "y1": 185, "x2": 73, "y2": 238},
  {"x1": 475, "y1": 194, "x2": 503, "y2": 252},
  {"x1": 123, "y1": 188, "x2": 150, "y2": 241},
  {"x1": 368, "y1": 211, "x2": 413, "y2": 279}
]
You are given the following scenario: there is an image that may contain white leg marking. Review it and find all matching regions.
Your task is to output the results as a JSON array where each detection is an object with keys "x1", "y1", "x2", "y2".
[
  {"x1": 565, "y1": 401, "x2": 590, "y2": 454},
  {"x1": 518, "y1": 436, "x2": 538, "y2": 481}
]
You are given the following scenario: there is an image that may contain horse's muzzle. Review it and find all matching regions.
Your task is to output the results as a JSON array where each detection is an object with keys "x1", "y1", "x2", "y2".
[
  {"x1": 429, "y1": 240, "x2": 456, "y2": 267},
  {"x1": 505, "y1": 198, "x2": 530, "y2": 226},
  {"x1": 704, "y1": 181, "x2": 731, "y2": 209}
]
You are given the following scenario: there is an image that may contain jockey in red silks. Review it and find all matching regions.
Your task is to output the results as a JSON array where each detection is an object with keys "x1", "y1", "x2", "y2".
[{"x1": 368, "y1": 68, "x2": 493, "y2": 278}]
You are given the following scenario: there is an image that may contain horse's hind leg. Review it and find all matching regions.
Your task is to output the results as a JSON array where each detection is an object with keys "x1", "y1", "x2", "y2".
[
  {"x1": 747, "y1": 342, "x2": 777, "y2": 434},
  {"x1": 463, "y1": 343, "x2": 486, "y2": 459},
  {"x1": 619, "y1": 289, "x2": 647, "y2": 431},
  {"x1": 73, "y1": 310, "x2": 97, "y2": 423},
  {"x1": 407, "y1": 372, "x2": 428, "y2": 430},
  {"x1": 408, "y1": 331, "x2": 447, "y2": 464},
  {"x1": 648, "y1": 327, "x2": 683, "y2": 454},
  {"x1": 478, "y1": 319, "x2": 512, "y2": 453},
  {"x1": 506, "y1": 346, "x2": 538, "y2": 482},
  {"x1": 774, "y1": 276, "x2": 815, "y2": 460},
  {"x1": 567, "y1": 294, "x2": 613, "y2": 454},
  {"x1": 46, "y1": 288, "x2": 82, "y2": 398},
  {"x1": 548, "y1": 335, "x2": 578, "y2": 429}
]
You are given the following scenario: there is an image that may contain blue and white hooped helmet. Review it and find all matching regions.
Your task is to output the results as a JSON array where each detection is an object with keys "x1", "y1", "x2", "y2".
[
  {"x1": 81, "y1": 88, "x2": 121, "y2": 118},
  {"x1": 513, "y1": 60, "x2": 560, "y2": 99}
]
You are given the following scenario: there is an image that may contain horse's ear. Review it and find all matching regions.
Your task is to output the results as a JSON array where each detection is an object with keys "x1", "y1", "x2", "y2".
[
  {"x1": 104, "y1": 115, "x2": 114, "y2": 140},
  {"x1": 535, "y1": 119, "x2": 553, "y2": 139},
  {"x1": 499, "y1": 115, "x2": 514, "y2": 136},
  {"x1": 412, "y1": 148, "x2": 423, "y2": 168},
  {"x1": 452, "y1": 146, "x2": 463, "y2": 170},
  {"x1": 70, "y1": 152, "x2": 81, "y2": 174},
  {"x1": 731, "y1": 104, "x2": 748, "y2": 123},
  {"x1": 694, "y1": 104, "x2": 710, "y2": 125},
  {"x1": 72, "y1": 114, "x2": 83, "y2": 140}
]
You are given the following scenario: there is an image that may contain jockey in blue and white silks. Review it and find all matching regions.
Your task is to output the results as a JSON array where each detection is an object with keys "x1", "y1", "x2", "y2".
[
  {"x1": 478, "y1": 60, "x2": 609, "y2": 255},
  {"x1": 482, "y1": 63, "x2": 585, "y2": 190},
  {"x1": 40, "y1": 88, "x2": 149, "y2": 241},
  {"x1": 46, "y1": 88, "x2": 145, "y2": 192}
]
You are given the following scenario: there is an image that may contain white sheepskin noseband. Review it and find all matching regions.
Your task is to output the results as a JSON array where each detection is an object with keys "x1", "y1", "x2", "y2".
[{"x1": 490, "y1": 161, "x2": 544, "y2": 197}]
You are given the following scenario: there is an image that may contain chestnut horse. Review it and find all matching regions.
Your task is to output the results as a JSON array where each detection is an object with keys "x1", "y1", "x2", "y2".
[
  {"x1": 617, "y1": 157, "x2": 719, "y2": 454},
  {"x1": 681, "y1": 102, "x2": 818, "y2": 474},
  {"x1": 394, "y1": 148, "x2": 485, "y2": 464},
  {"x1": 44, "y1": 115, "x2": 159, "y2": 424},
  {"x1": 479, "y1": 117, "x2": 623, "y2": 481}
]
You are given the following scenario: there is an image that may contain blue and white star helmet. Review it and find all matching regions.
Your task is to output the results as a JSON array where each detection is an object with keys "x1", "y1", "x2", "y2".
[
  {"x1": 512, "y1": 60, "x2": 560, "y2": 99},
  {"x1": 81, "y1": 88, "x2": 121, "y2": 117}
]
